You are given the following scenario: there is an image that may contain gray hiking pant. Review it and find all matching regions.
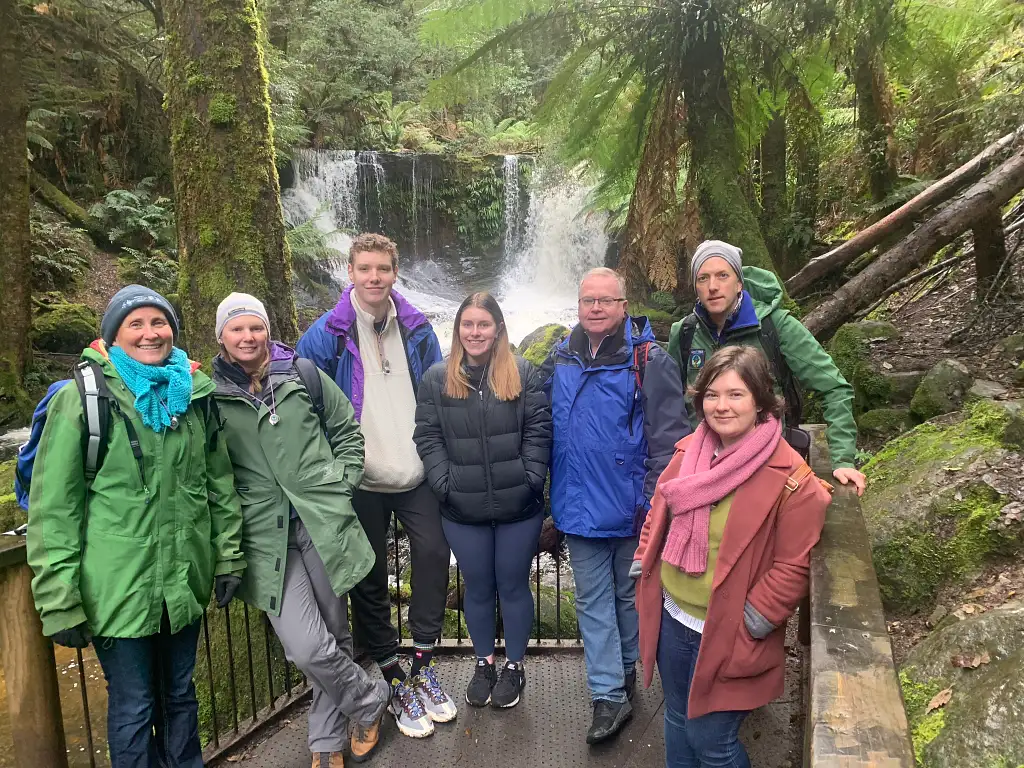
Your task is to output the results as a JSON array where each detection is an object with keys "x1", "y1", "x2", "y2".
[{"x1": 267, "y1": 518, "x2": 389, "y2": 753}]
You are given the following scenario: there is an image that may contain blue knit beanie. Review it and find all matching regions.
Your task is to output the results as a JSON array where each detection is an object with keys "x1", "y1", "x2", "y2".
[{"x1": 101, "y1": 285, "x2": 180, "y2": 346}]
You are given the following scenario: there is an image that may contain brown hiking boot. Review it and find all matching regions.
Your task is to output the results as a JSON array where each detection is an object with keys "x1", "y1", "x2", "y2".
[
  {"x1": 349, "y1": 710, "x2": 384, "y2": 763},
  {"x1": 311, "y1": 753, "x2": 344, "y2": 768}
]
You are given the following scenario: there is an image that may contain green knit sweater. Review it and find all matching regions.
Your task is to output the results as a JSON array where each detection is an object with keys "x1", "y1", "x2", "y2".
[{"x1": 660, "y1": 493, "x2": 734, "y2": 621}]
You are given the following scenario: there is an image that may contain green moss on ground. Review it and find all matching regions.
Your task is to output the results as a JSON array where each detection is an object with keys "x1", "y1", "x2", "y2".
[
  {"x1": 31, "y1": 302, "x2": 99, "y2": 354},
  {"x1": 517, "y1": 324, "x2": 568, "y2": 367},
  {"x1": 858, "y1": 407, "x2": 912, "y2": 440},
  {"x1": 900, "y1": 669, "x2": 947, "y2": 766},
  {"x1": 0, "y1": 459, "x2": 25, "y2": 533}
]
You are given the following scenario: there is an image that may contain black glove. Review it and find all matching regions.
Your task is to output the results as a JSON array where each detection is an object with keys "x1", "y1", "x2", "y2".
[
  {"x1": 215, "y1": 575, "x2": 242, "y2": 608},
  {"x1": 51, "y1": 623, "x2": 92, "y2": 649}
]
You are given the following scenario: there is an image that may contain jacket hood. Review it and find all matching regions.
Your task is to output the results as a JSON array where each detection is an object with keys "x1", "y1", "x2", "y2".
[
  {"x1": 741, "y1": 266, "x2": 784, "y2": 317},
  {"x1": 324, "y1": 284, "x2": 431, "y2": 337},
  {"x1": 83, "y1": 340, "x2": 213, "y2": 397},
  {"x1": 560, "y1": 314, "x2": 656, "y2": 359}
]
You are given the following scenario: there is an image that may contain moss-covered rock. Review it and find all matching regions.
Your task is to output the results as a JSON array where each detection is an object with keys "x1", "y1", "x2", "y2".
[
  {"x1": 857, "y1": 408, "x2": 912, "y2": 440},
  {"x1": 883, "y1": 370, "x2": 926, "y2": 406},
  {"x1": 826, "y1": 322, "x2": 893, "y2": 415},
  {"x1": 862, "y1": 401, "x2": 1023, "y2": 612},
  {"x1": 516, "y1": 324, "x2": 569, "y2": 367},
  {"x1": 910, "y1": 359, "x2": 973, "y2": 421},
  {"x1": 1015, "y1": 361, "x2": 1024, "y2": 387},
  {"x1": 31, "y1": 302, "x2": 99, "y2": 354},
  {"x1": 900, "y1": 603, "x2": 1024, "y2": 767},
  {"x1": 854, "y1": 320, "x2": 901, "y2": 340},
  {"x1": 0, "y1": 459, "x2": 26, "y2": 533}
]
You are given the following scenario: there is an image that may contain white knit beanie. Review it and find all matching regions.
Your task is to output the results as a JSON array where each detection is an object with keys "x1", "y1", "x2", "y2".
[{"x1": 216, "y1": 292, "x2": 270, "y2": 340}]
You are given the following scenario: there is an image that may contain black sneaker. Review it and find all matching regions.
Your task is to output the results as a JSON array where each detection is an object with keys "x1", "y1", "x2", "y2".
[
  {"x1": 586, "y1": 698, "x2": 632, "y2": 744},
  {"x1": 625, "y1": 668, "x2": 637, "y2": 701},
  {"x1": 491, "y1": 661, "x2": 525, "y2": 708},
  {"x1": 465, "y1": 658, "x2": 497, "y2": 707}
]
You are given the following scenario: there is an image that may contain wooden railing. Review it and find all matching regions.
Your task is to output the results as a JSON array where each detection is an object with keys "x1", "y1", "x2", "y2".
[
  {"x1": 805, "y1": 426, "x2": 915, "y2": 766},
  {"x1": 0, "y1": 537, "x2": 68, "y2": 767}
]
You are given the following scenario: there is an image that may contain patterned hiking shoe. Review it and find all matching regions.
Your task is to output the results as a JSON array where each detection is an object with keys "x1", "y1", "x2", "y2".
[
  {"x1": 465, "y1": 658, "x2": 497, "y2": 707},
  {"x1": 388, "y1": 679, "x2": 434, "y2": 738},
  {"x1": 490, "y1": 661, "x2": 525, "y2": 708},
  {"x1": 411, "y1": 663, "x2": 458, "y2": 722}
]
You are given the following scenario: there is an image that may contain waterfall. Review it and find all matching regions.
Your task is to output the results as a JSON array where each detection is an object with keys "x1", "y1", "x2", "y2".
[
  {"x1": 282, "y1": 151, "x2": 608, "y2": 346},
  {"x1": 358, "y1": 150, "x2": 386, "y2": 231},
  {"x1": 503, "y1": 155, "x2": 521, "y2": 259}
]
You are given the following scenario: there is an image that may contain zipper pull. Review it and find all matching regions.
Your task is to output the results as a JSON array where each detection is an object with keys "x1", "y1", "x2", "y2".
[{"x1": 144, "y1": 484, "x2": 151, "y2": 505}]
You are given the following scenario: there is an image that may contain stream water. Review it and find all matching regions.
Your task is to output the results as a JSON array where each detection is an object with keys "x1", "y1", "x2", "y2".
[{"x1": 282, "y1": 154, "x2": 609, "y2": 349}]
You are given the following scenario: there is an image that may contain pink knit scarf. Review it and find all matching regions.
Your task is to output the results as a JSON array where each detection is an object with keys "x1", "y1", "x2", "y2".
[{"x1": 660, "y1": 416, "x2": 782, "y2": 574}]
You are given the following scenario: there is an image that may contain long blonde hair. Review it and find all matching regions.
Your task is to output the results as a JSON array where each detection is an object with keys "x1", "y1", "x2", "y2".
[{"x1": 445, "y1": 292, "x2": 522, "y2": 401}]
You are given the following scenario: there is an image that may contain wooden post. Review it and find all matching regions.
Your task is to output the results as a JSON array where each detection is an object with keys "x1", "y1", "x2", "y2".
[{"x1": 0, "y1": 555, "x2": 69, "y2": 767}]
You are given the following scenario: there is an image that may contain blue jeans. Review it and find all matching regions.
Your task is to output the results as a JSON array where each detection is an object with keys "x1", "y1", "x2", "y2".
[
  {"x1": 566, "y1": 534, "x2": 639, "y2": 703},
  {"x1": 658, "y1": 608, "x2": 750, "y2": 768},
  {"x1": 443, "y1": 515, "x2": 544, "y2": 661},
  {"x1": 93, "y1": 611, "x2": 203, "y2": 768}
]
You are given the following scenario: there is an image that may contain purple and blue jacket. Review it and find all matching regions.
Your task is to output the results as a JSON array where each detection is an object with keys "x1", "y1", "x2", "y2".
[{"x1": 295, "y1": 284, "x2": 443, "y2": 422}]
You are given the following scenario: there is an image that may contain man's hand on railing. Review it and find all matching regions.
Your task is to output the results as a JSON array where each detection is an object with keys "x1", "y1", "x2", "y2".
[
  {"x1": 51, "y1": 623, "x2": 92, "y2": 649},
  {"x1": 215, "y1": 574, "x2": 242, "y2": 608}
]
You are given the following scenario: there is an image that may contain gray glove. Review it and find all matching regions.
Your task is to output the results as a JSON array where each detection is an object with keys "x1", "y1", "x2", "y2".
[
  {"x1": 629, "y1": 559, "x2": 643, "y2": 579},
  {"x1": 743, "y1": 600, "x2": 777, "y2": 639},
  {"x1": 215, "y1": 575, "x2": 242, "y2": 608},
  {"x1": 51, "y1": 623, "x2": 92, "y2": 649}
]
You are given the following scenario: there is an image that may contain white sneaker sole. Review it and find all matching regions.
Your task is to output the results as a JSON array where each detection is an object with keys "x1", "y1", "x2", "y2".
[
  {"x1": 426, "y1": 704, "x2": 458, "y2": 723},
  {"x1": 466, "y1": 692, "x2": 491, "y2": 707},
  {"x1": 492, "y1": 694, "x2": 520, "y2": 708},
  {"x1": 388, "y1": 705, "x2": 435, "y2": 738}
]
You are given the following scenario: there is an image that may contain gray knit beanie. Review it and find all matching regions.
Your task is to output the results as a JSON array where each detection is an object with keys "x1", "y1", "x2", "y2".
[
  {"x1": 101, "y1": 284, "x2": 179, "y2": 346},
  {"x1": 216, "y1": 292, "x2": 270, "y2": 340},
  {"x1": 691, "y1": 240, "x2": 743, "y2": 285}
]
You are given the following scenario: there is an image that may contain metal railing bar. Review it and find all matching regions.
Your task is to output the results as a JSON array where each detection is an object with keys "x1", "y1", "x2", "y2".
[
  {"x1": 201, "y1": 611, "x2": 220, "y2": 749},
  {"x1": 223, "y1": 605, "x2": 239, "y2": 734}
]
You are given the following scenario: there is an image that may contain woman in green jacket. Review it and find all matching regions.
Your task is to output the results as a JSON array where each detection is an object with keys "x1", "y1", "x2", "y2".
[
  {"x1": 211, "y1": 293, "x2": 389, "y2": 768},
  {"x1": 26, "y1": 284, "x2": 246, "y2": 768}
]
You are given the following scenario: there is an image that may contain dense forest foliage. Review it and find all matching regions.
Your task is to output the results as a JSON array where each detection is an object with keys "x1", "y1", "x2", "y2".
[{"x1": 0, "y1": 0, "x2": 1023, "y2": 422}]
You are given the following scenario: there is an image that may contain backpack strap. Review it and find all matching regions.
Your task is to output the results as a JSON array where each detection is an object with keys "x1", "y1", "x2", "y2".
[
  {"x1": 758, "y1": 313, "x2": 803, "y2": 425},
  {"x1": 73, "y1": 361, "x2": 110, "y2": 481},
  {"x1": 294, "y1": 357, "x2": 328, "y2": 434},
  {"x1": 778, "y1": 462, "x2": 815, "y2": 508},
  {"x1": 633, "y1": 341, "x2": 652, "y2": 390},
  {"x1": 677, "y1": 314, "x2": 699, "y2": 388}
]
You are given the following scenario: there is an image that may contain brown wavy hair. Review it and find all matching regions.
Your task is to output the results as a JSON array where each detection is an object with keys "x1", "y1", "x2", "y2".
[
  {"x1": 691, "y1": 346, "x2": 784, "y2": 424},
  {"x1": 445, "y1": 292, "x2": 522, "y2": 401},
  {"x1": 349, "y1": 233, "x2": 399, "y2": 269}
]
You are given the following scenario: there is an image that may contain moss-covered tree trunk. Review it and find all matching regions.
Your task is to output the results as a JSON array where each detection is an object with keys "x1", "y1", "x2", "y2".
[
  {"x1": 164, "y1": 0, "x2": 298, "y2": 362},
  {"x1": 0, "y1": 0, "x2": 32, "y2": 423},
  {"x1": 682, "y1": 2, "x2": 775, "y2": 275},
  {"x1": 854, "y1": 40, "x2": 898, "y2": 204},
  {"x1": 760, "y1": 108, "x2": 790, "y2": 272},
  {"x1": 619, "y1": 75, "x2": 685, "y2": 300}
]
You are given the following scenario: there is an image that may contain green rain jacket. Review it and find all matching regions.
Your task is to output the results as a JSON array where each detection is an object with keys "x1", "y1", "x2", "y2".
[
  {"x1": 668, "y1": 266, "x2": 858, "y2": 469},
  {"x1": 211, "y1": 347, "x2": 373, "y2": 615},
  {"x1": 26, "y1": 344, "x2": 246, "y2": 638}
]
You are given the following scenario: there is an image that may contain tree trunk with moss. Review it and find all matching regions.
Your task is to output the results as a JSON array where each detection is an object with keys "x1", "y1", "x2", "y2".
[
  {"x1": 854, "y1": 40, "x2": 898, "y2": 204},
  {"x1": 682, "y1": 2, "x2": 775, "y2": 275},
  {"x1": 164, "y1": 0, "x2": 297, "y2": 362},
  {"x1": 619, "y1": 75, "x2": 685, "y2": 299},
  {"x1": 0, "y1": 0, "x2": 32, "y2": 423},
  {"x1": 760, "y1": 108, "x2": 790, "y2": 273}
]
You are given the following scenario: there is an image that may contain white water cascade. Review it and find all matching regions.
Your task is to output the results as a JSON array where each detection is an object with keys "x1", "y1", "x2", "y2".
[{"x1": 282, "y1": 153, "x2": 608, "y2": 348}]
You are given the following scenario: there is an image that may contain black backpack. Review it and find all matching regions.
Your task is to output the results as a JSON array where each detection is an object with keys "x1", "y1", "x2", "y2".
[
  {"x1": 677, "y1": 313, "x2": 809, "y2": 457},
  {"x1": 294, "y1": 357, "x2": 329, "y2": 434}
]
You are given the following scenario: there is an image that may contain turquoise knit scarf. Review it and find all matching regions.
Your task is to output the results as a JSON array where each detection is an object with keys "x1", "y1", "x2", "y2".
[{"x1": 109, "y1": 346, "x2": 194, "y2": 432}]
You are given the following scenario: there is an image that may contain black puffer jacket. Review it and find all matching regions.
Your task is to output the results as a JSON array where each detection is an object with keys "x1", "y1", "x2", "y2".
[{"x1": 414, "y1": 356, "x2": 552, "y2": 525}]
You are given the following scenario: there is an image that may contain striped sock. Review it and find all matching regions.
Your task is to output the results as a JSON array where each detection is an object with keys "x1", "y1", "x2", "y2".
[
  {"x1": 410, "y1": 642, "x2": 434, "y2": 676},
  {"x1": 378, "y1": 654, "x2": 406, "y2": 687}
]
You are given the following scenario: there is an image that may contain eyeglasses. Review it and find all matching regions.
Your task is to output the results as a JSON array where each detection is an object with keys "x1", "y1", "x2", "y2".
[{"x1": 579, "y1": 297, "x2": 626, "y2": 309}]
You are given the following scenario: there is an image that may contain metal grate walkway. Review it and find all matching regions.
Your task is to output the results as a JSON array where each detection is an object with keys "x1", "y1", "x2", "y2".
[{"x1": 225, "y1": 654, "x2": 802, "y2": 768}]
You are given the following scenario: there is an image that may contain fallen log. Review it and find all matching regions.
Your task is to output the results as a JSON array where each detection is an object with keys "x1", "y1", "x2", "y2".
[
  {"x1": 803, "y1": 148, "x2": 1024, "y2": 340},
  {"x1": 787, "y1": 126, "x2": 1024, "y2": 296},
  {"x1": 29, "y1": 171, "x2": 110, "y2": 249}
]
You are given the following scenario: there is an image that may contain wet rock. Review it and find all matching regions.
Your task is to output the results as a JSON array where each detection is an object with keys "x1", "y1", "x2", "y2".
[
  {"x1": 882, "y1": 370, "x2": 925, "y2": 406},
  {"x1": 993, "y1": 334, "x2": 1024, "y2": 361},
  {"x1": 862, "y1": 402, "x2": 1022, "y2": 611},
  {"x1": 516, "y1": 324, "x2": 569, "y2": 367},
  {"x1": 910, "y1": 359, "x2": 973, "y2": 421},
  {"x1": 968, "y1": 379, "x2": 1007, "y2": 400},
  {"x1": 901, "y1": 603, "x2": 1024, "y2": 767},
  {"x1": 927, "y1": 605, "x2": 948, "y2": 627},
  {"x1": 857, "y1": 407, "x2": 912, "y2": 440},
  {"x1": 31, "y1": 301, "x2": 99, "y2": 354}
]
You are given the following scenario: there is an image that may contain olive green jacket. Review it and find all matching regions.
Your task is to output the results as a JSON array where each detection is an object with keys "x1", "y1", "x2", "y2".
[
  {"x1": 26, "y1": 344, "x2": 245, "y2": 638},
  {"x1": 212, "y1": 356, "x2": 373, "y2": 615}
]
